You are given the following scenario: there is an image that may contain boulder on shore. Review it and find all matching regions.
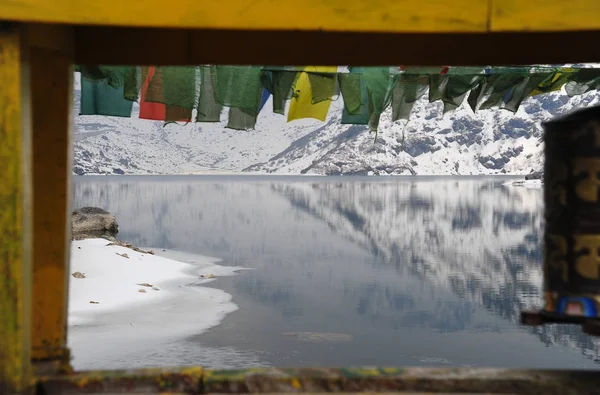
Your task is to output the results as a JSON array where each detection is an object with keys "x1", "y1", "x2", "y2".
[
  {"x1": 72, "y1": 207, "x2": 118, "y2": 240},
  {"x1": 525, "y1": 171, "x2": 543, "y2": 180}
]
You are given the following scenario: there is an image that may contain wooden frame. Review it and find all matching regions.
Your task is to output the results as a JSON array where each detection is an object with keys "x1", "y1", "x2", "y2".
[
  {"x1": 1, "y1": 0, "x2": 600, "y2": 393},
  {"x1": 0, "y1": 23, "x2": 33, "y2": 395},
  {"x1": 2, "y1": 0, "x2": 600, "y2": 32},
  {"x1": 74, "y1": 27, "x2": 600, "y2": 66}
]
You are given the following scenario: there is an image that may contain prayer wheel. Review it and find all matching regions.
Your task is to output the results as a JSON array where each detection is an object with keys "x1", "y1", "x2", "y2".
[{"x1": 522, "y1": 105, "x2": 600, "y2": 335}]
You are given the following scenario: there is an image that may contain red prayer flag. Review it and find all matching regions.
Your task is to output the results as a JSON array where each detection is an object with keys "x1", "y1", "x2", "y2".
[{"x1": 139, "y1": 66, "x2": 191, "y2": 122}]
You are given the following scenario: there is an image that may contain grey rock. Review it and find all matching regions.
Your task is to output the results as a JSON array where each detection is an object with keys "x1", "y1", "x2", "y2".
[
  {"x1": 499, "y1": 118, "x2": 534, "y2": 139},
  {"x1": 478, "y1": 146, "x2": 524, "y2": 170},
  {"x1": 403, "y1": 136, "x2": 437, "y2": 157},
  {"x1": 72, "y1": 207, "x2": 118, "y2": 240},
  {"x1": 525, "y1": 171, "x2": 543, "y2": 180},
  {"x1": 73, "y1": 166, "x2": 85, "y2": 176}
]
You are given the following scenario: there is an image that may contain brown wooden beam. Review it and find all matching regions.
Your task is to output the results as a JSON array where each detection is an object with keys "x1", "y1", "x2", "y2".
[
  {"x1": 74, "y1": 26, "x2": 600, "y2": 66},
  {"x1": 38, "y1": 367, "x2": 203, "y2": 394},
  {"x1": 28, "y1": 24, "x2": 74, "y2": 375},
  {"x1": 38, "y1": 366, "x2": 600, "y2": 394}
]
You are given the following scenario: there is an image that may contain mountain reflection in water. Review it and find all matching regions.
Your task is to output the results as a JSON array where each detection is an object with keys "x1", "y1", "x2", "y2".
[{"x1": 73, "y1": 175, "x2": 600, "y2": 369}]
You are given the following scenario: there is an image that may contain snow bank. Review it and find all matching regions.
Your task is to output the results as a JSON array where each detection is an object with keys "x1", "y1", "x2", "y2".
[{"x1": 68, "y1": 239, "x2": 245, "y2": 369}]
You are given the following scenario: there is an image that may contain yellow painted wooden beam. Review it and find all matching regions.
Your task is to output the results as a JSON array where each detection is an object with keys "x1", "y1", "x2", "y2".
[
  {"x1": 4, "y1": 0, "x2": 600, "y2": 33},
  {"x1": 492, "y1": 0, "x2": 600, "y2": 31},
  {"x1": 28, "y1": 24, "x2": 74, "y2": 373},
  {"x1": 0, "y1": 24, "x2": 34, "y2": 395},
  {"x1": 1, "y1": 0, "x2": 488, "y2": 32}
]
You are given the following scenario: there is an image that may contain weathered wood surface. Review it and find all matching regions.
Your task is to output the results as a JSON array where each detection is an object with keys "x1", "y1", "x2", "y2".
[
  {"x1": 39, "y1": 367, "x2": 600, "y2": 394},
  {"x1": 73, "y1": 27, "x2": 600, "y2": 66},
  {"x1": 2, "y1": 0, "x2": 600, "y2": 32},
  {"x1": 0, "y1": 0, "x2": 488, "y2": 32},
  {"x1": 492, "y1": 0, "x2": 600, "y2": 32},
  {"x1": 29, "y1": 24, "x2": 74, "y2": 374},
  {"x1": 38, "y1": 367, "x2": 204, "y2": 394},
  {"x1": 0, "y1": 24, "x2": 34, "y2": 395}
]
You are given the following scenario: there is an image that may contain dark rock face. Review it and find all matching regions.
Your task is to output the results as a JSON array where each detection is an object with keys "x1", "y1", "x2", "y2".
[
  {"x1": 403, "y1": 136, "x2": 438, "y2": 157},
  {"x1": 478, "y1": 146, "x2": 524, "y2": 170},
  {"x1": 73, "y1": 166, "x2": 85, "y2": 176},
  {"x1": 498, "y1": 118, "x2": 535, "y2": 139},
  {"x1": 112, "y1": 168, "x2": 125, "y2": 175},
  {"x1": 538, "y1": 94, "x2": 570, "y2": 116},
  {"x1": 72, "y1": 207, "x2": 119, "y2": 240},
  {"x1": 448, "y1": 118, "x2": 485, "y2": 146},
  {"x1": 525, "y1": 171, "x2": 543, "y2": 180}
]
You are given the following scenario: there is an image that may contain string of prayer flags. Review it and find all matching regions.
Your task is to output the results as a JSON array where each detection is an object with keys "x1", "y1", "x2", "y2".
[{"x1": 78, "y1": 65, "x2": 600, "y2": 133}]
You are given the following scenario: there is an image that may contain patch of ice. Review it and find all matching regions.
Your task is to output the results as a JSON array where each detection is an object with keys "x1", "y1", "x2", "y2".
[{"x1": 67, "y1": 239, "x2": 247, "y2": 369}]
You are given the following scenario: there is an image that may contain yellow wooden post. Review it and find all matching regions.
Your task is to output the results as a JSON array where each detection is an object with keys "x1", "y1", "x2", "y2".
[
  {"x1": 0, "y1": 23, "x2": 34, "y2": 395},
  {"x1": 27, "y1": 24, "x2": 74, "y2": 375}
]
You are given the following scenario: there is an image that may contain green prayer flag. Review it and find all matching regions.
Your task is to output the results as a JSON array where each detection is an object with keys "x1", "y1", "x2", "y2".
[
  {"x1": 340, "y1": 73, "x2": 369, "y2": 125},
  {"x1": 307, "y1": 72, "x2": 337, "y2": 104},
  {"x1": 215, "y1": 66, "x2": 263, "y2": 116},
  {"x1": 502, "y1": 73, "x2": 552, "y2": 113},
  {"x1": 269, "y1": 71, "x2": 298, "y2": 115},
  {"x1": 479, "y1": 74, "x2": 527, "y2": 110},
  {"x1": 80, "y1": 75, "x2": 133, "y2": 117},
  {"x1": 441, "y1": 75, "x2": 482, "y2": 113},
  {"x1": 196, "y1": 66, "x2": 222, "y2": 122},
  {"x1": 467, "y1": 83, "x2": 483, "y2": 113},
  {"x1": 145, "y1": 66, "x2": 196, "y2": 109},
  {"x1": 338, "y1": 73, "x2": 364, "y2": 115},
  {"x1": 123, "y1": 66, "x2": 141, "y2": 102},
  {"x1": 391, "y1": 74, "x2": 428, "y2": 121},
  {"x1": 428, "y1": 75, "x2": 448, "y2": 102},
  {"x1": 227, "y1": 107, "x2": 257, "y2": 130},
  {"x1": 362, "y1": 67, "x2": 398, "y2": 131}
]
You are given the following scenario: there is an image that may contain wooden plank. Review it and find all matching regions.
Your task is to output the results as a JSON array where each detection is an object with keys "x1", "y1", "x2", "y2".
[
  {"x1": 0, "y1": 23, "x2": 34, "y2": 395},
  {"x1": 492, "y1": 0, "x2": 600, "y2": 32},
  {"x1": 74, "y1": 26, "x2": 600, "y2": 66},
  {"x1": 28, "y1": 24, "x2": 74, "y2": 374},
  {"x1": 6, "y1": 0, "x2": 600, "y2": 33},
  {"x1": 38, "y1": 367, "x2": 203, "y2": 394},
  {"x1": 37, "y1": 366, "x2": 600, "y2": 394},
  {"x1": 202, "y1": 367, "x2": 600, "y2": 394},
  {"x1": 74, "y1": 27, "x2": 190, "y2": 65},
  {"x1": 1, "y1": 0, "x2": 488, "y2": 32}
]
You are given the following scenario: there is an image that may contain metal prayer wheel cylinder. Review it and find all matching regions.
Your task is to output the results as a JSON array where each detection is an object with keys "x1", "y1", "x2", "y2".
[{"x1": 541, "y1": 106, "x2": 600, "y2": 324}]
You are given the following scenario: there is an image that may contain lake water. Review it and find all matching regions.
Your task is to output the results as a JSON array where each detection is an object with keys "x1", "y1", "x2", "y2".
[{"x1": 73, "y1": 175, "x2": 600, "y2": 370}]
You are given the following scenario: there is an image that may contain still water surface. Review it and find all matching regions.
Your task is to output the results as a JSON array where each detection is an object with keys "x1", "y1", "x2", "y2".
[{"x1": 73, "y1": 175, "x2": 600, "y2": 369}]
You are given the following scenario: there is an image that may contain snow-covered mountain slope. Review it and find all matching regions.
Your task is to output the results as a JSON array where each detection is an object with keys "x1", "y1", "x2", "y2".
[
  {"x1": 73, "y1": 73, "x2": 600, "y2": 176},
  {"x1": 245, "y1": 91, "x2": 600, "y2": 176}
]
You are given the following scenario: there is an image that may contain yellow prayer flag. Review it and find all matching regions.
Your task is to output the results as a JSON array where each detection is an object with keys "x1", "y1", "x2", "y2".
[
  {"x1": 530, "y1": 72, "x2": 568, "y2": 97},
  {"x1": 288, "y1": 67, "x2": 337, "y2": 122}
]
